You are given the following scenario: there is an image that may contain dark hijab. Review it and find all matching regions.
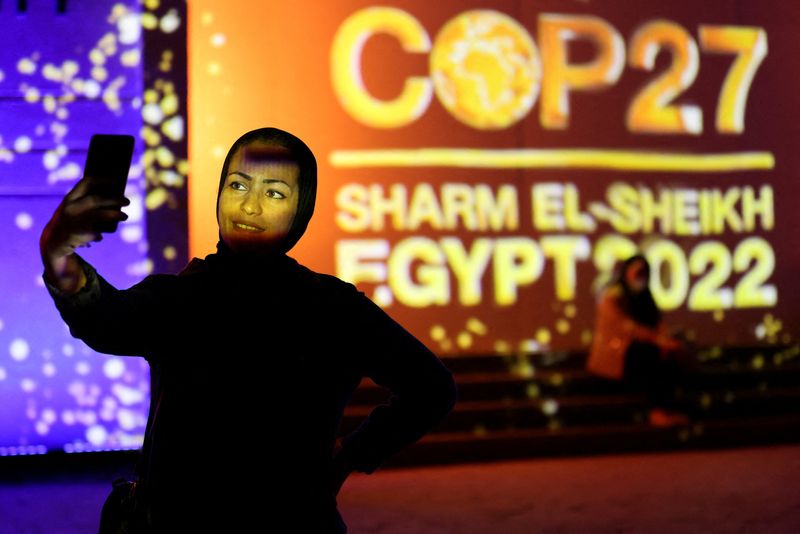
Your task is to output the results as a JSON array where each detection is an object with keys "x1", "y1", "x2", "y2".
[
  {"x1": 206, "y1": 127, "x2": 317, "y2": 271},
  {"x1": 610, "y1": 254, "x2": 662, "y2": 328}
]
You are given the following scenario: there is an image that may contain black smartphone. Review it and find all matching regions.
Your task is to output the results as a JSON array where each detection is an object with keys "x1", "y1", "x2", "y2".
[{"x1": 83, "y1": 134, "x2": 134, "y2": 233}]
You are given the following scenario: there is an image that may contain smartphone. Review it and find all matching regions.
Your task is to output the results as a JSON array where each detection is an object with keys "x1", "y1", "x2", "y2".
[{"x1": 82, "y1": 134, "x2": 134, "y2": 233}]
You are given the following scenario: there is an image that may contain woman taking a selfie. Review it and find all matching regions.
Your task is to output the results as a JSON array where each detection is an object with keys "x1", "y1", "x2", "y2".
[{"x1": 39, "y1": 127, "x2": 459, "y2": 533}]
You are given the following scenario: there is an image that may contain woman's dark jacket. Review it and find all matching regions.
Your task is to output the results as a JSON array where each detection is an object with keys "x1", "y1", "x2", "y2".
[{"x1": 42, "y1": 250, "x2": 458, "y2": 532}]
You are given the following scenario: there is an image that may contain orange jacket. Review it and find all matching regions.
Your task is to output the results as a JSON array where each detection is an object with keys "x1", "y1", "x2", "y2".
[{"x1": 587, "y1": 284, "x2": 668, "y2": 380}]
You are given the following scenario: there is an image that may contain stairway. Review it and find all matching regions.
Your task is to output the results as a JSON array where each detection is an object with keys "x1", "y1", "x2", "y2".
[{"x1": 339, "y1": 344, "x2": 800, "y2": 468}]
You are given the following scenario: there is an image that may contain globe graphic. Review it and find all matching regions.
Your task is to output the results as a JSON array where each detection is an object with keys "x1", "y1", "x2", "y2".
[{"x1": 430, "y1": 10, "x2": 541, "y2": 130}]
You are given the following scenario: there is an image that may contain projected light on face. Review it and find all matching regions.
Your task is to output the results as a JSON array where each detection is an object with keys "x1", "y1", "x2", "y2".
[{"x1": 217, "y1": 142, "x2": 300, "y2": 255}]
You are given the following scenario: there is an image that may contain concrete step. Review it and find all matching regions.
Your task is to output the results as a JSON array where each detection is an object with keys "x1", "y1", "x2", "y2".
[
  {"x1": 348, "y1": 363, "x2": 800, "y2": 405},
  {"x1": 378, "y1": 413, "x2": 800, "y2": 468},
  {"x1": 341, "y1": 387, "x2": 800, "y2": 435}
]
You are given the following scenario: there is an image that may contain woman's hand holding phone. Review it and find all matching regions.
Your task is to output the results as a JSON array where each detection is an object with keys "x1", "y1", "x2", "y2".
[{"x1": 39, "y1": 177, "x2": 130, "y2": 293}]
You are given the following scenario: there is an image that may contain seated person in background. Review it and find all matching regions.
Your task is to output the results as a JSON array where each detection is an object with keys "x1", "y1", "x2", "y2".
[{"x1": 587, "y1": 254, "x2": 690, "y2": 427}]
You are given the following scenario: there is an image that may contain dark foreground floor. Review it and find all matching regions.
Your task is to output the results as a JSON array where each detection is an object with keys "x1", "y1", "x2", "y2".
[{"x1": 1, "y1": 444, "x2": 799, "y2": 533}]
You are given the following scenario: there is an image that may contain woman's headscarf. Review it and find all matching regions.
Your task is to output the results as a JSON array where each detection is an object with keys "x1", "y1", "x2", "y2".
[
  {"x1": 610, "y1": 254, "x2": 662, "y2": 328},
  {"x1": 212, "y1": 127, "x2": 317, "y2": 261}
]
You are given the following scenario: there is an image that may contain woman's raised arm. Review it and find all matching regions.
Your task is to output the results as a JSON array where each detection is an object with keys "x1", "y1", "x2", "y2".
[{"x1": 40, "y1": 177, "x2": 171, "y2": 357}]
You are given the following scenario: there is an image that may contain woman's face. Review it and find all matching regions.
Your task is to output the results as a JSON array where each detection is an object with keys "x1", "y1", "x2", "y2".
[
  {"x1": 624, "y1": 259, "x2": 649, "y2": 294},
  {"x1": 217, "y1": 141, "x2": 300, "y2": 255}
]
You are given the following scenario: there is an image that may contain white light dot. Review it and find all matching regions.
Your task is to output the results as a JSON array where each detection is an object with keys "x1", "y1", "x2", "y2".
[
  {"x1": 78, "y1": 410, "x2": 97, "y2": 426},
  {"x1": 35, "y1": 421, "x2": 49, "y2": 436},
  {"x1": 17, "y1": 58, "x2": 36, "y2": 74},
  {"x1": 83, "y1": 80, "x2": 101, "y2": 98},
  {"x1": 0, "y1": 318, "x2": 4, "y2": 331},
  {"x1": 62, "y1": 343, "x2": 75, "y2": 357},
  {"x1": 43, "y1": 151, "x2": 60, "y2": 170},
  {"x1": 21, "y1": 378, "x2": 37, "y2": 392},
  {"x1": 14, "y1": 136, "x2": 32, "y2": 153},
  {"x1": 160, "y1": 9, "x2": 181, "y2": 33},
  {"x1": 42, "y1": 409, "x2": 57, "y2": 424},
  {"x1": 541, "y1": 398, "x2": 559, "y2": 416},
  {"x1": 75, "y1": 361, "x2": 91, "y2": 375},
  {"x1": 210, "y1": 33, "x2": 226, "y2": 47},
  {"x1": 161, "y1": 115, "x2": 184, "y2": 141},
  {"x1": 10, "y1": 338, "x2": 30, "y2": 361},
  {"x1": 373, "y1": 286, "x2": 393, "y2": 307},
  {"x1": 117, "y1": 408, "x2": 137, "y2": 430},
  {"x1": 86, "y1": 425, "x2": 108, "y2": 446},
  {"x1": 47, "y1": 163, "x2": 81, "y2": 186},
  {"x1": 123, "y1": 194, "x2": 143, "y2": 223},
  {"x1": 755, "y1": 324, "x2": 766, "y2": 339},
  {"x1": 120, "y1": 225, "x2": 143, "y2": 243},
  {"x1": 126, "y1": 259, "x2": 153, "y2": 277},
  {"x1": 15, "y1": 212, "x2": 33, "y2": 230},
  {"x1": 142, "y1": 102, "x2": 164, "y2": 124},
  {"x1": 0, "y1": 367, "x2": 7, "y2": 380},
  {"x1": 112, "y1": 383, "x2": 145, "y2": 405},
  {"x1": 42, "y1": 362, "x2": 57, "y2": 377},
  {"x1": 118, "y1": 13, "x2": 142, "y2": 44},
  {"x1": 61, "y1": 410, "x2": 76, "y2": 425},
  {"x1": 103, "y1": 358, "x2": 126, "y2": 379}
]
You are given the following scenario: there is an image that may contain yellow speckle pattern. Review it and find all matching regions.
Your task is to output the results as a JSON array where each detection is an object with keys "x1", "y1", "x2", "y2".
[
  {"x1": 18, "y1": 57, "x2": 37, "y2": 75},
  {"x1": 456, "y1": 331, "x2": 473, "y2": 349},
  {"x1": 512, "y1": 358, "x2": 535, "y2": 378},
  {"x1": 494, "y1": 340, "x2": 511, "y2": 354},
  {"x1": 556, "y1": 319, "x2": 570, "y2": 334},
  {"x1": 430, "y1": 325, "x2": 446, "y2": 341},
  {"x1": 466, "y1": 317, "x2": 487, "y2": 335},
  {"x1": 141, "y1": 12, "x2": 158, "y2": 30},
  {"x1": 207, "y1": 62, "x2": 221, "y2": 76},
  {"x1": 146, "y1": 188, "x2": 168, "y2": 211},
  {"x1": 536, "y1": 328, "x2": 551, "y2": 345},
  {"x1": 581, "y1": 329, "x2": 593, "y2": 346}
]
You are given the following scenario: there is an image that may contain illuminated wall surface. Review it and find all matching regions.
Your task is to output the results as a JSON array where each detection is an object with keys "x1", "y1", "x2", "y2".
[
  {"x1": 188, "y1": 0, "x2": 798, "y2": 355},
  {"x1": 1, "y1": 0, "x2": 798, "y2": 455},
  {"x1": 0, "y1": 1, "x2": 187, "y2": 454}
]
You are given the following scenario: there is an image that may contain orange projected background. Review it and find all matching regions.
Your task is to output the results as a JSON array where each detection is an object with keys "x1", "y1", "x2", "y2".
[{"x1": 187, "y1": 1, "x2": 799, "y2": 355}]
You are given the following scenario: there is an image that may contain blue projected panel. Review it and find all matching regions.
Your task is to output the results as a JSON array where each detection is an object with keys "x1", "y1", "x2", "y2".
[{"x1": 0, "y1": 1, "x2": 151, "y2": 455}]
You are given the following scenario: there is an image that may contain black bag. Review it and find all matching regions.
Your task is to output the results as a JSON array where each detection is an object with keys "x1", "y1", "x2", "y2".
[{"x1": 98, "y1": 477, "x2": 147, "y2": 534}]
